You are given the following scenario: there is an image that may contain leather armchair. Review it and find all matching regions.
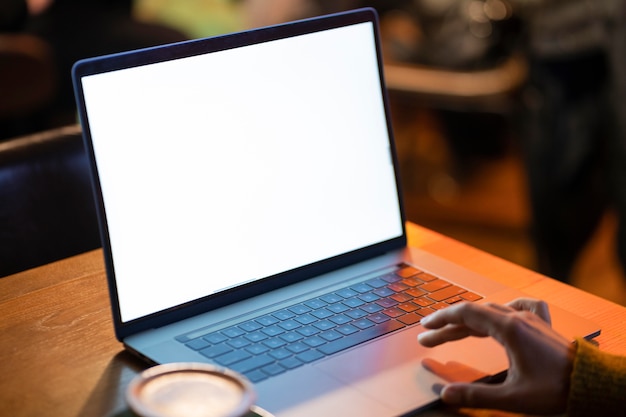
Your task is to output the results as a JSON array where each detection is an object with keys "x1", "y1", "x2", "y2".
[
  {"x1": 0, "y1": 33, "x2": 56, "y2": 140},
  {"x1": 0, "y1": 125, "x2": 101, "y2": 277}
]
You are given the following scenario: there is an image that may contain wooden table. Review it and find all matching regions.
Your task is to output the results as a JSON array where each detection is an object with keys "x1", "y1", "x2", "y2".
[{"x1": 2, "y1": 222, "x2": 626, "y2": 417}]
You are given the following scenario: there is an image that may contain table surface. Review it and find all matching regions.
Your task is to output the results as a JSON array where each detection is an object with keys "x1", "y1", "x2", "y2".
[{"x1": 2, "y1": 222, "x2": 626, "y2": 417}]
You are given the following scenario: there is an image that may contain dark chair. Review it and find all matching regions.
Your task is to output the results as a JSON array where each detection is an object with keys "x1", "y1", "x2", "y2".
[
  {"x1": 0, "y1": 33, "x2": 57, "y2": 140},
  {"x1": 0, "y1": 124, "x2": 101, "y2": 277}
]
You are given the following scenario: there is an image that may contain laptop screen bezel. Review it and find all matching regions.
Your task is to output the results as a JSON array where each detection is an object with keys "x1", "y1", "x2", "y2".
[{"x1": 72, "y1": 7, "x2": 407, "y2": 341}]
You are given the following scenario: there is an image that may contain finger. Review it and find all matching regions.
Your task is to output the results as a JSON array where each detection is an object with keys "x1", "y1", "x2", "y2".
[
  {"x1": 440, "y1": 382, "x2": 518, "y2": 412},
  {"x1": 482, "y1": 302, "x2": 516, "y2": 313},
  {"x1": 419, "y1": 302, "x2": 522, "y2": 348},
  {"x1": 418, "y1": 324, "x2": 480, "y2": 347},
  {"x1": 506, "y1": 298, "x2": 551, "y2": 325},
  {"x1": 419, "y1": 303, "x2": 473, "y2": 329},
  {"x1": 422, "y1": 358, "x2": 488, "y2": 383},
  {"x1": 420, "y1": 302, "x2": 503, "y2": 333}
]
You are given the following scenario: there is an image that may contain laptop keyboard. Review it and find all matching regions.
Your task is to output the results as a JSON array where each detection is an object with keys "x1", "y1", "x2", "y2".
[{"x1": 176, "y1": 264, "x2": 482, "y2": 383}]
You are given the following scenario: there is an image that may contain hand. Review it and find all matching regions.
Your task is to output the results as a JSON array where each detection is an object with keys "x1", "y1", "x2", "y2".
[
  {"x1": 417, "y1": 298, "x2": 575, "y2": 415},
  {"x1": 26, "y1": 0, "x2": 53, "y2": 15},
  {"x1": 421, "y1": 357, "x2": 488, "y2": 383}
]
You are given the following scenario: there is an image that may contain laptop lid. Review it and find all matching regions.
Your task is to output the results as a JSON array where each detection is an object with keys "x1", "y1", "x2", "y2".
[{"x1": 72, "y1": 8, "x2": 406, "y2": 341}]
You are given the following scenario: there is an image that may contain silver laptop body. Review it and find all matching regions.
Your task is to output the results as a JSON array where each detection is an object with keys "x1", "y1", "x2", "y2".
[{"x1": 72, "y1": 8, "x2": 599, "y2": 416}]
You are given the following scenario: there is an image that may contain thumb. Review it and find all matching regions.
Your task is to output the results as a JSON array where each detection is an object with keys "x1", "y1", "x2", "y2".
[{"x1": 440, "y1": 383, "x2": 509, "y2": 410}]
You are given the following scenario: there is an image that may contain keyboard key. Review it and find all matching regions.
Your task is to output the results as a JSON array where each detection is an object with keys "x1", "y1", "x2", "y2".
[
  {"x1": 199, "y1": 343, "x2": 232, "y2": 359},
  {"x1": 381, "y1": 273, "x2": 402, "y2": 283},
  {"x1": 358, "y1": 292, "x2": 380, "y2": 303},
  {"x1": 396, "y1": 266, "x2": 421, "y2": 278},
  {"x1": 390, "y1": 293, "x2": 412, "y2": 303},
  {"x1": 261, "y1": 363, "x2": 286, "y2": 377},
  {"x1": 278, "y1": 320, "x2": 301, "y2": 331},
  {"x1": 360, "y1": 303, "x2": 383, "y2": 313},
  {"x1": 368, "y1": 313, "x2": 390, "y2": 324},
  {"x1": 414, "y1": 296, "x2": 434, "y2": 307},
  {"x1": 285, "y1": 342, "x2": 309, "y2": 353},
  {"x1": 244, "y1": 331, "x2": 268, "y2": 343},
  {"x1": 461, "y1": 292, "x2": 483, "y2": 301},
  {"x1": 279, "y1": 357, "x2": 304, "y2": 370},
  {"x1": 203, "y1": 332, "x2": 228, "y2": 344},
  {"x1": 222, "y1": 327, "x2": 245, "y2": 338},
  {"x1": 335, "y1": 324, "x2": 359, "y2": 335},
  {"x1": 336, "y1": 288, "x2": 358, "y2": 298},
  {"x1": 303, "y1": 336, "x2": 326, "y2": 348},
  {"x1": 415, "y1": 307, "x2": 436, "y2": 317},
  {"x1": 304, "y1": 299, "x2": 328, "y2": 309},
  {"x1": 280, "y1": 332, "x2": 303, "y2": 343},
  {"x1": 310, "y1": 309, "x2": 333, "y2": 319},
  {"x1": 353, "y1": 318, "x2": 375, "y2": 329},
  {"x1": 405, "y1": 287, "x2": 426, "y2": 298},
  {"x1": 246, "y1": 344, "x2": 269, "y2": 355},
  {"x1": 327, "y1": 303, "x2": 350, "y2": 314},
  {"x1": 227, "y1": 337, "x2": 251, "y2": 349},
  {"x1": 296, "y1": 326, "x2": 319, "y2": 337},
  {"x1": 185, "y1": 338, "x2": 210, "y2": 350},
  {"x1": 398, "y1": 302, "x2": 419, "y2": 312},
  {"x1": 318, "y1": 321, "x2": 405, "y2": 355},
  {"x1": 342, "y1": 297, "x2": 365, "y2": 308},
  {"x1": 428, "y1": 285, "x2": 466, "y2": 301},
  {"x1": 213, "y1": 350, "x2": 251, "y2": 366},
  {"x1": 382, "y1": 307, "x2": 404, "y2": 318},
  {"x1": 401, "y1": 278, "x2": 421, "y2": 287},
  {"x1": 416, "y1": 272, "x2": 438, "y2": 282},
  {"x1": 297, "y1": 349, "x2": 324, "y2": 363},
  {"x1": 261, "y1": 325, "x2": 285, "y2": 337},
  {"x1": 319, "y1": 330, "x2": 342, "y2": 341},
  {"x1": 365, "y1": 277, "x2": 388, "y2": 288},
  {"x1": 345, "y1": 309, "x2": 367, "y2": 319},
  {"x1": 239, "y1": 321, "x2": 262, "y2": 332},
  {"x1": 269, "y1": 348, "x2": 292, "y2": 360},
  {"x1": 230, "y1": 353, "x2": 274, "y2": 374},
  {"x1": 376, "y1": 298, "x2": 398, "y2": 308},
  {"x1": 246, "y1": 369, "x2": 268, "y2": 383},
  {"x1": 313, "y1": 320, "x2": 336, "y2": 331},
  {"x1": 273, "y1": 310, "x2": 295, "y2": 320},
  {"x1": 373, "y1": 287, "x2": 394, "y2": 297},
  {"x1": 329, "y1": 314, "x2": 351, "y2": 325},
  {"x1": 289, "y1": 304, "x2": 312, "y2": 315},
  {"x1": 256, "y1": 315, "x2": 279, "y2": 326},
  {"x1": 350, "y1": 283, "x2": 373, "y2": 294},
  {"x1": 262, "y1": 337, "x2": 286, "y2": 349},
  {"x1": 294, "y1": 314, "x2": 318, "y2": 324},
  {"x1": 398, "y1": 313, "x2": 421, "y2": 325},
  {"x1": 388, "y1": 282, "x2": 409, "y2": 292},
  {"x1": 446, "y1": 296, "x2": 464, "y2": 304},
  {"x1": 320, "y1": 293, "x2": 343, "y2": 303}
]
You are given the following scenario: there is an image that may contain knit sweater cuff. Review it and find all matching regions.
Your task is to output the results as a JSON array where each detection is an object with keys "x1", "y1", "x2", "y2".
[{"x1": 567, "y1": 337, "x2": 626, "y2": 417}]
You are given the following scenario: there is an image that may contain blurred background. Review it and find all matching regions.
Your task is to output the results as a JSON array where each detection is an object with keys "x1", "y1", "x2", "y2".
[{"x1": 2, "y1": 0, "x2": 626, "y2": 305}]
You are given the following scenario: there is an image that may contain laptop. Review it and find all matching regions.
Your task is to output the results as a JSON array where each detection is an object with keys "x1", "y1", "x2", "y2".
[{"x1": 72, "y1": 8, "x2": 599, "y2": 416}]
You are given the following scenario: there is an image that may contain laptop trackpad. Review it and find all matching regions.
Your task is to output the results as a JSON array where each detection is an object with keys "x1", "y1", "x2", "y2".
[
  {"x1": 315, "y1": 325, "x2": 508, "y2": 413},
  {"x1": 256, "y1": 365, "x2": 396, "y2": 416}
]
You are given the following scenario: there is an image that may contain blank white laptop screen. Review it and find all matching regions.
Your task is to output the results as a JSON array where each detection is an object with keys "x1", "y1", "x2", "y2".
[{"x1": 80, "y1": 22, "x2": 403, "y2": 323}]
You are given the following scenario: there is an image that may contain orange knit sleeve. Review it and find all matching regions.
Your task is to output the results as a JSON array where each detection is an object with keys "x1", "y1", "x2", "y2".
[{"x1": 567, "y1": 337, "x2": 626, "y2": 417}]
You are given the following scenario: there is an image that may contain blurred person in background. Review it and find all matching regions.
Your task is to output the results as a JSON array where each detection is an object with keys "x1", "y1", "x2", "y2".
[
  {"x1": 396, "y1": 0, "x2": 626, "y2": 285},
  {"x1": 510, "y1": 0, "x2": 626, "y2": 283}
]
